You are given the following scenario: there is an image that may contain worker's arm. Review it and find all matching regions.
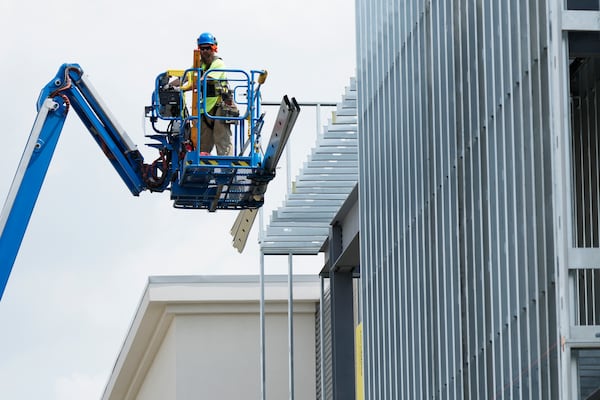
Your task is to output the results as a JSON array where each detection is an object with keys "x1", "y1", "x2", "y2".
[{"x1": 166, "y1": 69, "x2": 195, "y2": 91}]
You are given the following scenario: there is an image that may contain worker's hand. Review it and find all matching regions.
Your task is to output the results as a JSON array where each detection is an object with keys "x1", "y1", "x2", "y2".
[{"x1": 167, "y1": 78, "x2": 181, "y2": 88}]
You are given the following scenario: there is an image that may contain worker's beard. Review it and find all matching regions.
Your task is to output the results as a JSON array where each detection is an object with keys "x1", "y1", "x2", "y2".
[{"x1": 201, "y1": 54, "x2": 213, "y2": 66}]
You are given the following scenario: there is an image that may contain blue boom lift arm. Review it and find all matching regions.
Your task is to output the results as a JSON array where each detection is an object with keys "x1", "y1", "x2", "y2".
[{"x1": 0, "y1": 63, "x2": 299, "y2": 300}]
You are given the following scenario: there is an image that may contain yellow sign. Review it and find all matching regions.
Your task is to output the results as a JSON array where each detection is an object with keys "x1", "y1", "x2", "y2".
[{"x1": 355, "y1": 322, "x2": 364, "y2": 400}]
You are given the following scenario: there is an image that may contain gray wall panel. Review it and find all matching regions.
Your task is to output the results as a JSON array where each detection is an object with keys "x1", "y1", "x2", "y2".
[{"x1": 356, "y1": 0, "x2": 566, "y2": 398}]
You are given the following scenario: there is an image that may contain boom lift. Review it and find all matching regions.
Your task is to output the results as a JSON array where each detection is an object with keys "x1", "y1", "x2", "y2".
[{"x1": 0, "y1": 63, "x2": 299, "y2": 300}]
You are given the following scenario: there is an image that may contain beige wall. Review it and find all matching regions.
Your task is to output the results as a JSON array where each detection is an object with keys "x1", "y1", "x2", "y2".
[
  {"x1": 136, "y1": 321, "x2": 176, "y2": 400},
  {"x1": 135, "y1": 302, "x2": 316, "y2": 400},
  {"x1": 103, "y1": 276, "x2": 321, "y2": 400}
]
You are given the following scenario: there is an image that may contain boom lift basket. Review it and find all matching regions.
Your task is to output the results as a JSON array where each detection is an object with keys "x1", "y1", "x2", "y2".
[{"x1": 145, "y1": 68, "x2": 278, "y2": 211}]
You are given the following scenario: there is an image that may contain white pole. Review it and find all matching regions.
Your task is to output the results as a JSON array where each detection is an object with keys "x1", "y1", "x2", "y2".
[{"x1": 288, "y1": 253, "x2": 295, "y2": 400}]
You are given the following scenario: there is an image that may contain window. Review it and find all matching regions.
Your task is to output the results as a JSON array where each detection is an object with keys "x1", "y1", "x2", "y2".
[
  {"x1": 573, "y1": 348, "x2": 600, "y2": 399},
  {"x1": 568, "y1": 0, "x2": 600, "y2": 11}
]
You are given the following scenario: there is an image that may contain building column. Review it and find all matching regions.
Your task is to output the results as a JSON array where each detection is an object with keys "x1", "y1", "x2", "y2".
[{"x1": 330, "y1": 222, "x2": 356, "y2": 400}]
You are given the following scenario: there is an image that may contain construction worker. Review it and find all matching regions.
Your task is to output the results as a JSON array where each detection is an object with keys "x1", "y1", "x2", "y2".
[{"x1": 168, "y1": 32, "x2": 235, "y2": 155}]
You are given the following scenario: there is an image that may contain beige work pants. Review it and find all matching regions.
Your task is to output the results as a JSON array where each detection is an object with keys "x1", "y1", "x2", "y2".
[{"x1": 197, "y1": 105, "x2": 233, "y2": 156}]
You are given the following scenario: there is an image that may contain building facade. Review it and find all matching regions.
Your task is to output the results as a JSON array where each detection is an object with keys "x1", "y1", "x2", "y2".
[
  {"x1": 101, "y1": 275, "x2": 321, "y2": 400},
  {"x1": 355, "y1": 0, "x2": 600, "y2": 399}
]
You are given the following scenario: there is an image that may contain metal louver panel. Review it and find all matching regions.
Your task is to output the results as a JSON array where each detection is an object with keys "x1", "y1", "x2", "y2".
[
  {"x1": 261, "y1": 78, "x2": 358, "y2": 255},
  {"x1": 315, "y1": 281, "x2": 332, "y2": 400}
]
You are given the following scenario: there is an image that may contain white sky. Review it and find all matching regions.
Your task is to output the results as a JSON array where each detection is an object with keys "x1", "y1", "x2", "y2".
[{"x1": 0, "y1": 1, "x2": 356, "y2": 399}]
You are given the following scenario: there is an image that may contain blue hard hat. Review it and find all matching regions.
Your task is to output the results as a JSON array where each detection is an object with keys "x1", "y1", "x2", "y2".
[{"x1": 197, "y1": 32, "x2": 217, "y2": 46}]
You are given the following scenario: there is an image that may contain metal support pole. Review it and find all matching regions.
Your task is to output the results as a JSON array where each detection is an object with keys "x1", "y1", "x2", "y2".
[
  {"x1": 316, "y1": 103, "x2": 322, "y2": 141},
  {"x1": 319, "y1": 275, "x2": 325, "y2": 400},
  {"x1": 259, "y1": 207, "x2": 266, "y2": 400},
  {"x1": 288, "y1": 253, "x2": 295, "y2": 400},
  {"x1": 260, "y1": 250, "x2": 266, "y2": 400},
  {"x1": 286, "y1": 134, "x2": 292, "y2": 194}
]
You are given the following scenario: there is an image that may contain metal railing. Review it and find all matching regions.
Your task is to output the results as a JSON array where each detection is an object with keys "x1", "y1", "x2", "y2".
[{"x1": 570, "y1": 56, "x2": 600, "y2": 327}]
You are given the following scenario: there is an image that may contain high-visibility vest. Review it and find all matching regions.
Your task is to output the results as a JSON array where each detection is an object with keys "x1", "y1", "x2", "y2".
[
  {"x1": 200, "y1": 57, "x2": 226, "y2": 113},
  {"x1": 187, "y1": 53, "x2": 228, "y2": 148}
]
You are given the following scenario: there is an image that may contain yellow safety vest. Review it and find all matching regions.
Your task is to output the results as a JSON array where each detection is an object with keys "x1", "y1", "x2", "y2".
[{"x1": 201, "y1": 57, "x2": 226, "y2": 113}]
